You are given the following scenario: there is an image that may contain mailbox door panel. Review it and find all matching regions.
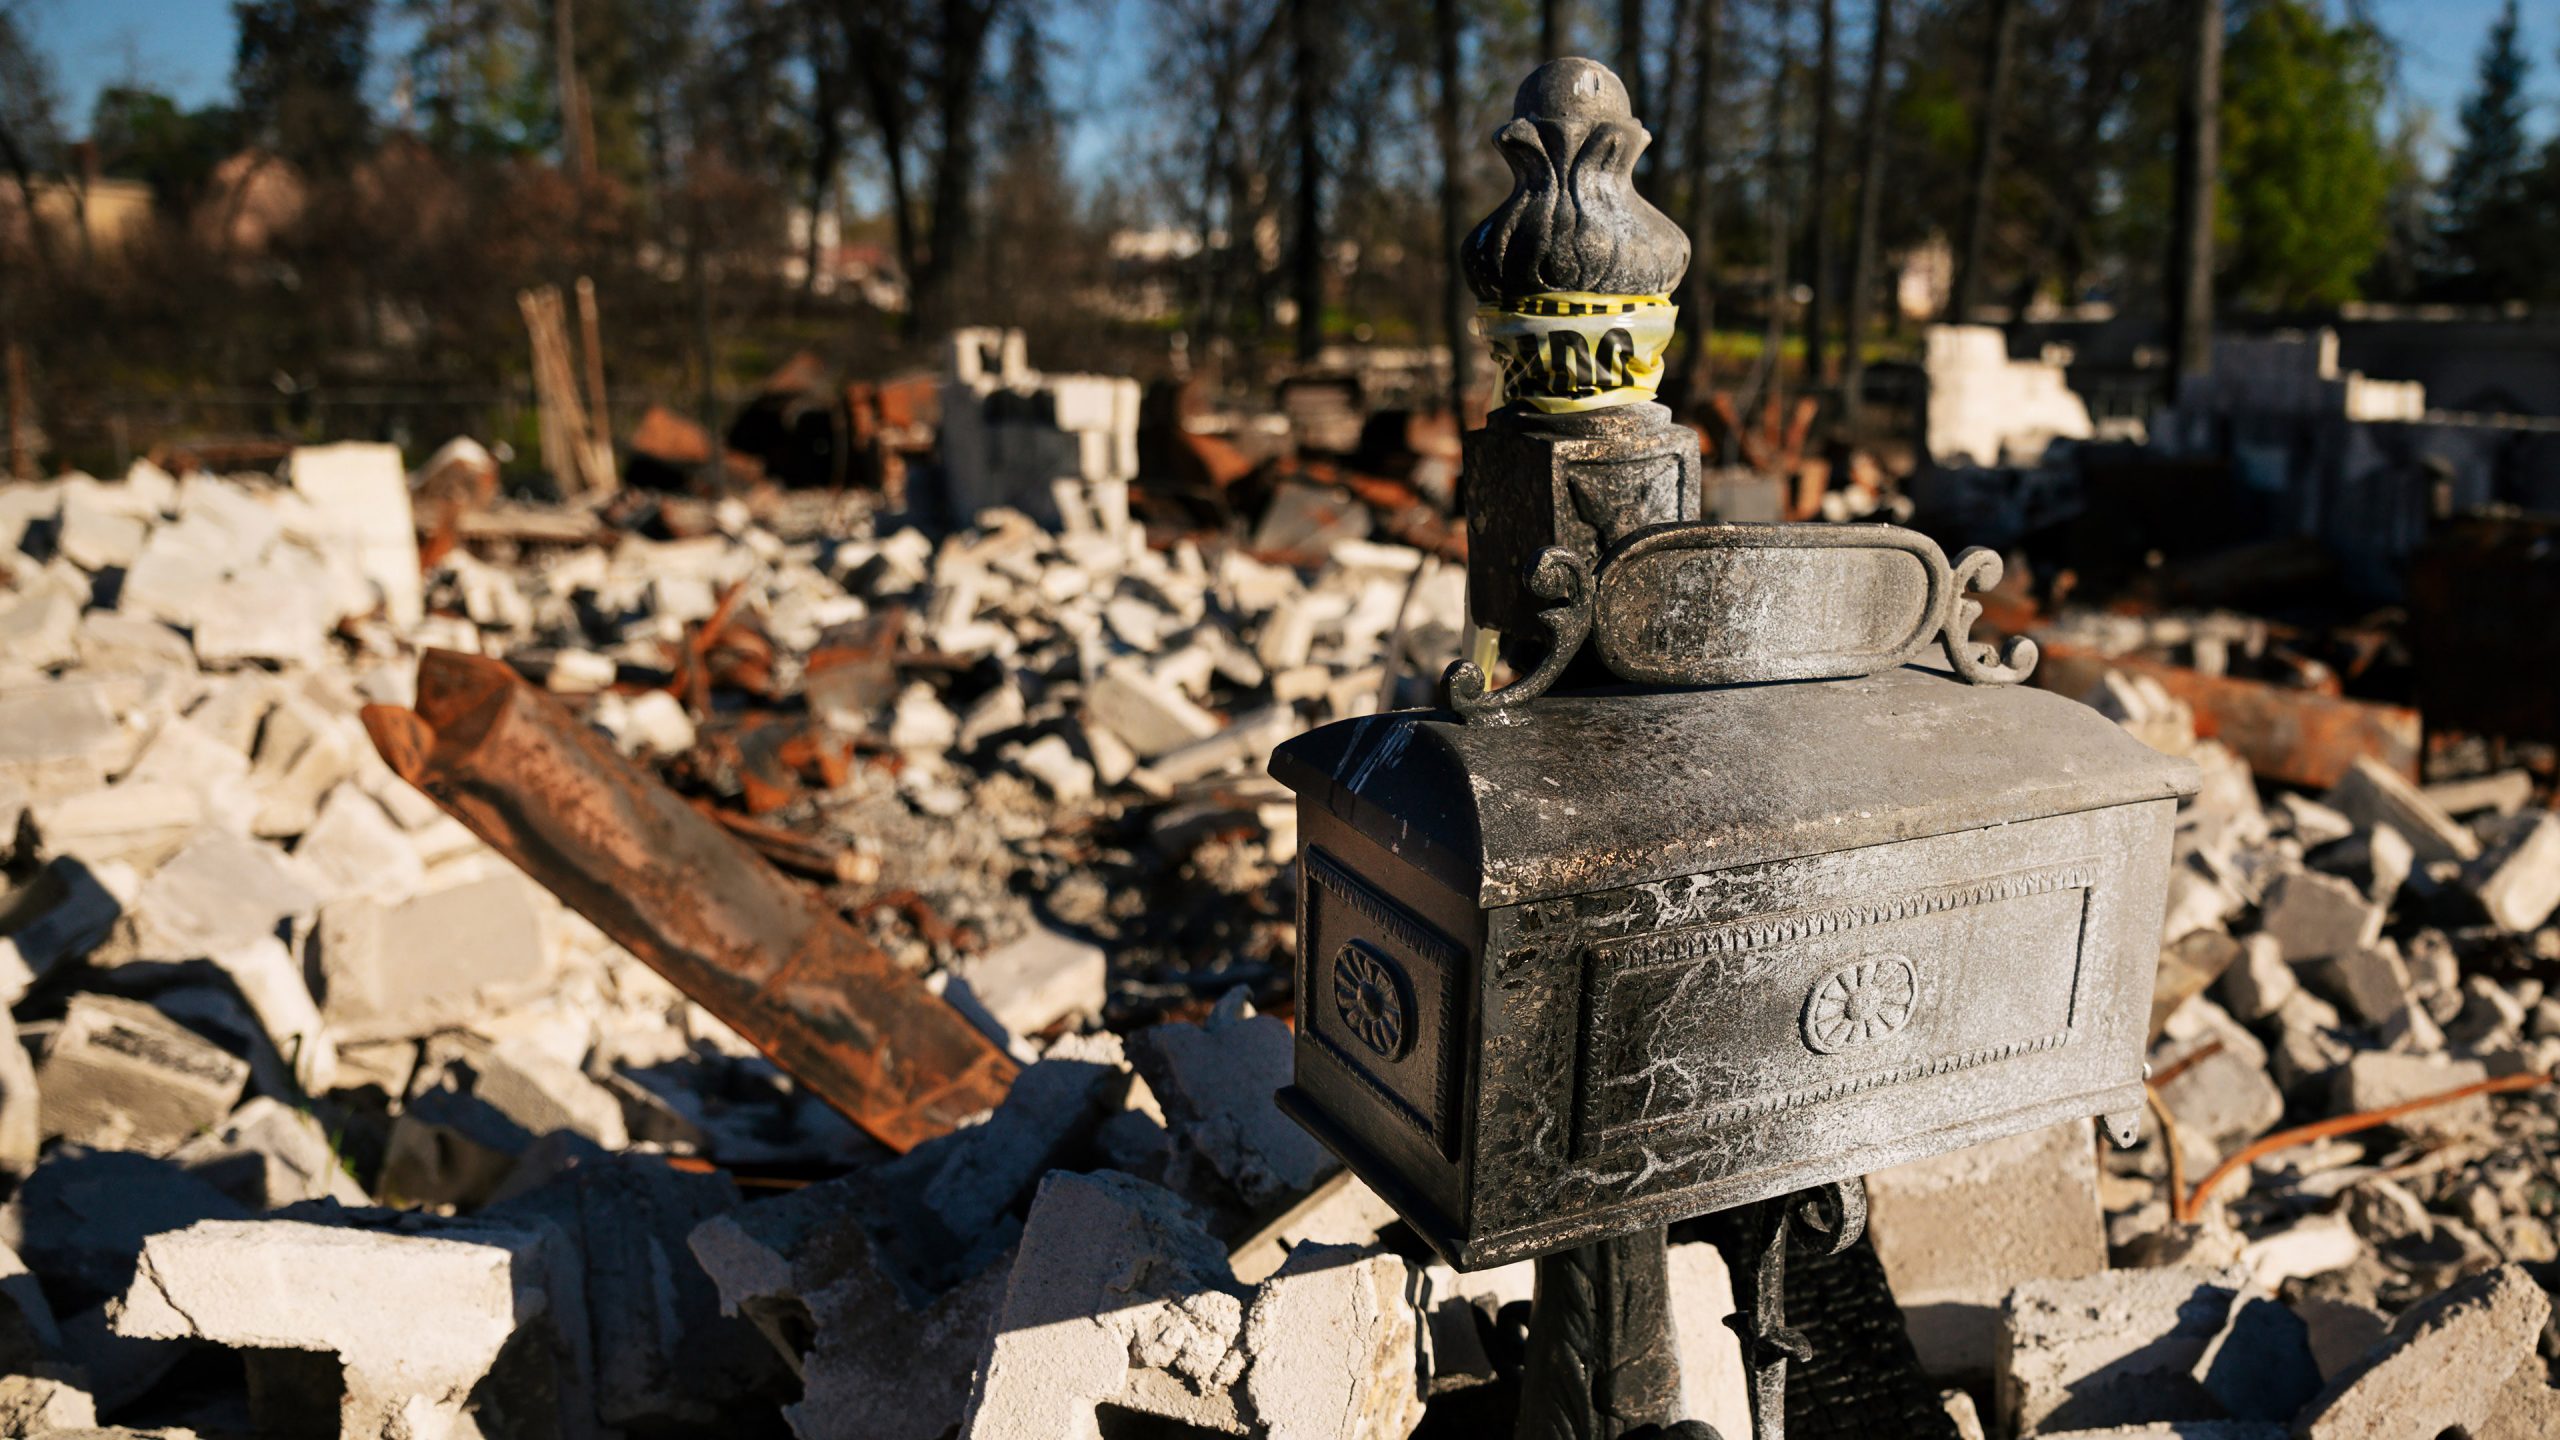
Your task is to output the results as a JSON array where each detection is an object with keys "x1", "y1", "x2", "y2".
[{"x1": 1459, "y1": 800, "x2": 2173, "y2": 1268}]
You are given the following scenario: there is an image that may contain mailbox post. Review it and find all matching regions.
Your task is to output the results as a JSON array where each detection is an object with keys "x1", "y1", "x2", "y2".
[{"x1": 1272, "y1": 59, "x2": 2201, "y2": 1440}]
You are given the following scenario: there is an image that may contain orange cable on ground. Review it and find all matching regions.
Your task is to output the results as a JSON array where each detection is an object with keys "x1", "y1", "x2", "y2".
[{"x1": 2175, "y1": 1069, "x2": 2553, "y2": 1224}]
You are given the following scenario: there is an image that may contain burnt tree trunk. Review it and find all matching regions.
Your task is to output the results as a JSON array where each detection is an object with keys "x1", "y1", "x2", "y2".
[
  {"x1": 2170, "y1": 0, "x2": 2222, "y2": 387},
  {"x1": 1840, "y1": 0, "x2": 1894, "y2": 427},
  {"x1": 1675, "y1": 0, "x2": 1721, "y2": 410},
  {"x1": 1805, "y1": 0, "x2": 1839, "y2": 385},
  {"x1": 1950, "y1": 0, "x2": 2018, "y2": 323},
  {"x1": 916, "y1": 0, "x2": 1003, "y2": 337},
  {"x1": 1435, "y1": 0, "x2": 1474, "y2": 422},
  {"x1": 1290, "y1": 0, "x2": 1325, "y2": 362}
]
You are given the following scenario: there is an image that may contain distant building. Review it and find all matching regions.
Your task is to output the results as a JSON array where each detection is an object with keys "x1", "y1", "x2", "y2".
[{"x1": 0, "y1": 175, "x2": 156, "y2": 260}]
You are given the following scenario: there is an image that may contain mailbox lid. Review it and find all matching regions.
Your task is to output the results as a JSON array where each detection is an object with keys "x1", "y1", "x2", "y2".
[{"x1": 1272, "y1": 663, "x2": 2200, "y2": 908}]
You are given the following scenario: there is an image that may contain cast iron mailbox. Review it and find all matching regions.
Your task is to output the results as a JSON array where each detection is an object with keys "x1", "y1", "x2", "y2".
[{"x1": 1271, "y1": 58, "x2": 2199, "y2": 1439}]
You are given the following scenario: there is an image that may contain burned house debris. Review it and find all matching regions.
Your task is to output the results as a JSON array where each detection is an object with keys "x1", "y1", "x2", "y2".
[{"x1": 0, "y1": 36, "x2": 2558, "y2": 1440}]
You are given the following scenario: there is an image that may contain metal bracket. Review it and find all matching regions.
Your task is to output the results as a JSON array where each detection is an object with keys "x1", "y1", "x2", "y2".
[
  {"x1": 1445, "y1": 546, "x2": 1594, "y2": 724},
  {"x1": 1704, "y1": 1179, "x2": 1870, "y2": 1440},
  {"x1": 1941, "y1": 547, "x2": 2039, "y2": 685}
]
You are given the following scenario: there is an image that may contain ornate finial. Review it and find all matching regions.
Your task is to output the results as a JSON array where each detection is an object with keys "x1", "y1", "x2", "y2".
[{"x1": 1462, "y1": 58, "x2": 1691, "y2": 304}]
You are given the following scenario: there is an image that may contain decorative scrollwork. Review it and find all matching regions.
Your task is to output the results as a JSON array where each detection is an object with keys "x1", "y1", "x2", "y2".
[
  {"x1": 1800, "y1": 955, "x2": 1919, "y2": 1053},
  {"x1": 1787, "y1": 1177, "x2": 1869, "y2": 1258},
  {"x1": 1330, "y1": 942, "x2": 1413, "y2": 1061},
  {"x1": 1940, "y1": 547, "x2": 2039, "y2": 686},
  {"x1": 1444, "y1": 546, "x2": 1594, "y2": 725}
]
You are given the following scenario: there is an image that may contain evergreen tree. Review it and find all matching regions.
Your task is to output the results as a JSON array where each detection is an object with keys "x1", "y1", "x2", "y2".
[
  {"x1": 2435, "y1": 0, "x2": 2536, "y2": 299},
  {"x1": 2219, "y1": 0, "x2": 2389, "y2": 310}
]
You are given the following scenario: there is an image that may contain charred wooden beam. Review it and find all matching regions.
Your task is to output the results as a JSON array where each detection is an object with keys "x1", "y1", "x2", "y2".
[{"x1": 362, "y1": 648, "x2": 1017, "y2": 1153}]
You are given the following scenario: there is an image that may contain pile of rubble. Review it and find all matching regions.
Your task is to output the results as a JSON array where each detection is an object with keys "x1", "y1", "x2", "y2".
[
  {"x1": 1, "y1": 437, "x2": 2556, "y2": 1439},
  {"x1": 0, "y1": 442, "x2": 1499, "y2": 1438},
  {"x1": 1855, "y1": 660, "x2": 2560, "y2": 1437}
]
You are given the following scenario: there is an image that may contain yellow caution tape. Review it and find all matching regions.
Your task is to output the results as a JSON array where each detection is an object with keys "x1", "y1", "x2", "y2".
[{"x1": 1479, "y1": 292, "x2": 1676, "y2": 414}]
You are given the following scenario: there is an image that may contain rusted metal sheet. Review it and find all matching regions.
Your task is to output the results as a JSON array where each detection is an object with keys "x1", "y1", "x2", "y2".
[
  {"x1": 362, "y1": 649, "x2": 1016, "y2": 1152},
  {"x1": 2034, "y1": 641, "x2": 2420, "y2": 790}
]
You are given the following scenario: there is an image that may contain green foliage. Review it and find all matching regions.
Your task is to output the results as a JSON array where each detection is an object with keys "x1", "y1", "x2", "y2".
[
  {"x1": 2435, "y1": 0, "x2": 2537, "y2": 298},
  {"x1": 90, "y1": 88, "x2": 242, "y2": 209},
  {"x1": 2218, "y1": 0, "x2": 2390, "y2": 309},
  {"x1": 399, "y1": 0, "x2": 552, "y2": 158}
]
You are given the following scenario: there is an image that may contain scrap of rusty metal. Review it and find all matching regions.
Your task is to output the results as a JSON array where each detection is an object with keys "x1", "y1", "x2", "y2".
[
  {"x1": 2034, "y1": 640, "x2": 2420, "y2": 790},
  {"x1": 363, "y1": 648, "x2": 1017, "y2": 1152}
]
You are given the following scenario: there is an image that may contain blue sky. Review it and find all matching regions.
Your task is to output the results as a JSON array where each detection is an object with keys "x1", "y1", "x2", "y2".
[{"x1": 13, "y1": 0, "x2": 2532, "y2": 180}]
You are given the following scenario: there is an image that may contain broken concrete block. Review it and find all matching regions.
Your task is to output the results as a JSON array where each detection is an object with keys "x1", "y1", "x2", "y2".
[
  {"x1": 0, "y1": 682, "x2": 127, "y2": 801},
  {"x1": 190, "y1": 568, "x2": 333, "y2": 670},
  {"x1": 291, "y1": 781, "x2": 420, "y2": 895},
  {"x1": 2029, "y1": 1426, "x2": 2284, "y2": 1439},
  {"x1": 2295, "y1": 1263, "x2": 2551, "y2": 1440},
  {"x1": 888, "y1": 683, "x2": 959, "y2": 752},
  {"x1": 2261, "y1": 869, "x2": 2384, "y2": 963},
  {"x1": 1008, "y1": 732, "x2": 1096, "y2": 803},
  {"x1": 2311, "y1": 938, "x2": 2414, "y2": 1026},
  {"x1": 205, "y1": 933, "x2": 335, "y2": 1095},
  {"x1": 1866, "y1": 1119, "x2": 2107, "y2": 1379},
  {"x1": 2289, "y1": 1295, "x2": 2389, "y2": 1381},
  {"x1": 2468, "y1": 812, "x2": 2560, "y2": 933},
  {"x1": 170, "y1": 1097, "x2": 365, "y2": 1208},
  {"x1": 2324, "y1": 756, "x2": 2480, "y2": 865},
  {"x1": 0, "y1": 856, "x2": 128, "y2": 998},
  {"x1": 489, "y1": 1155, "x2": 780, "y2": 1432},
  {"x1": 55, "y1": 488, "x2": 148, "y2": 572},
  {"x1": 2190, "y1": 1283, "x2": 2320, "y2": 1422},
  {"x1": 592, "y1": 688, "x2": 696, "y2": 756},
  {"x1": 1129, "y1": 989, "x2": 1336, "y2": 1210},
  {"x1": 1084, "y1": 664, "x2": 1222, "y2": 759},
  {"x1": 2, "y1": 1148, "x2": 248, "y2": 1308},
  {"x1": 36, "y1": 994, "x2": 248, "y2": 1154},
  {"x1": 960, "y1": 1170, "x2": 1247, "y2": 1438},
  {"x1": 1229, "y1": 1170, "x2": 1403, "y2": 1286},
  {"x1": 1667, "y1": 1241, "x2": 1752, "y2": 1439},
  {"x1": 2277, "y1": 793, "x2": 2356, "y2": 849},
  {"x1": 1129, "y1": 704, "x2": 1297, "y2": 796},
  {"x1": 0, "y1": 1244, "x2": 94, "y2": 1434},
  {"x1": 0, "y1": 587, "x2": 79, "y2": 671},
  {"x1": 2330, "y1": 1052, "x2": 2491, "y2": 1145},
  {"x1": 290, "y1": 443, "x2": 423, "y2": 627},
  {"x1": 961, "y1": 1170, "x2": 1421, "y2": 1440},
  {"x1": 2153, "y1": 1000, "x2": 2283, "y2": 1159},
  {"x1": 2216, "y1": 933, "x2": 2296, "y2": 1022},
  {"x1": 2027, "y1": 1414, "x2": 2293, "y2": 1424},
  {"x1": 115, "y1": 1215, "x2": 562, "y2": 1440},
  {"x1": 131, "y1": 829, "x2": 321, "y2": 962},
  {"x1": 122, "y1": 714, "x2": 256, "y2": 833},
  {"x1": 691, "y1": 1170, "x2": 1010, "y2": 1440},
  {"x1": 2234, "y1": 1212, "x2": 2362, "y2": 1289},
  {"x1": 246, "y1": 689, "x2": 359, "y2": 838},
  {"x1": 74, "y1": 611, "x2": 196, "y2": 677},
  {"x1": 1237, "y1": 1243, "x2": 1428, "y2": 1440},
  {"x1": 2422, "y1": 770, "x2": 2534, "y2": 820},
  {"x1": 951, "y1": 925, "x2": 1106, "y2": 1039},
  {"x1": 881, "y1": 1047, "x2": 1129, "y2": 1290},
  {"x1": 473, "y1": 1039, "x2": 630, "y2": 1150},
  {"x1": 29, "y1": 780, "x2": 203, "y2": 870},
  {"x1": 382, "y1": 1041, "x2": 628, "y2": 1206},
  {"x1": 2153, "y1": 930, "x2": 2243, "y2": 1036},
  {"x1": 1996, "y1": 1266, "x2": 2244, "y2": 1435},
  {"x1": 313, "y1": 874, "x2": 552, "y2": 1042},
  {"x1": 0, "y1": 1009, "x2": 38, "y2": 1176}
]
